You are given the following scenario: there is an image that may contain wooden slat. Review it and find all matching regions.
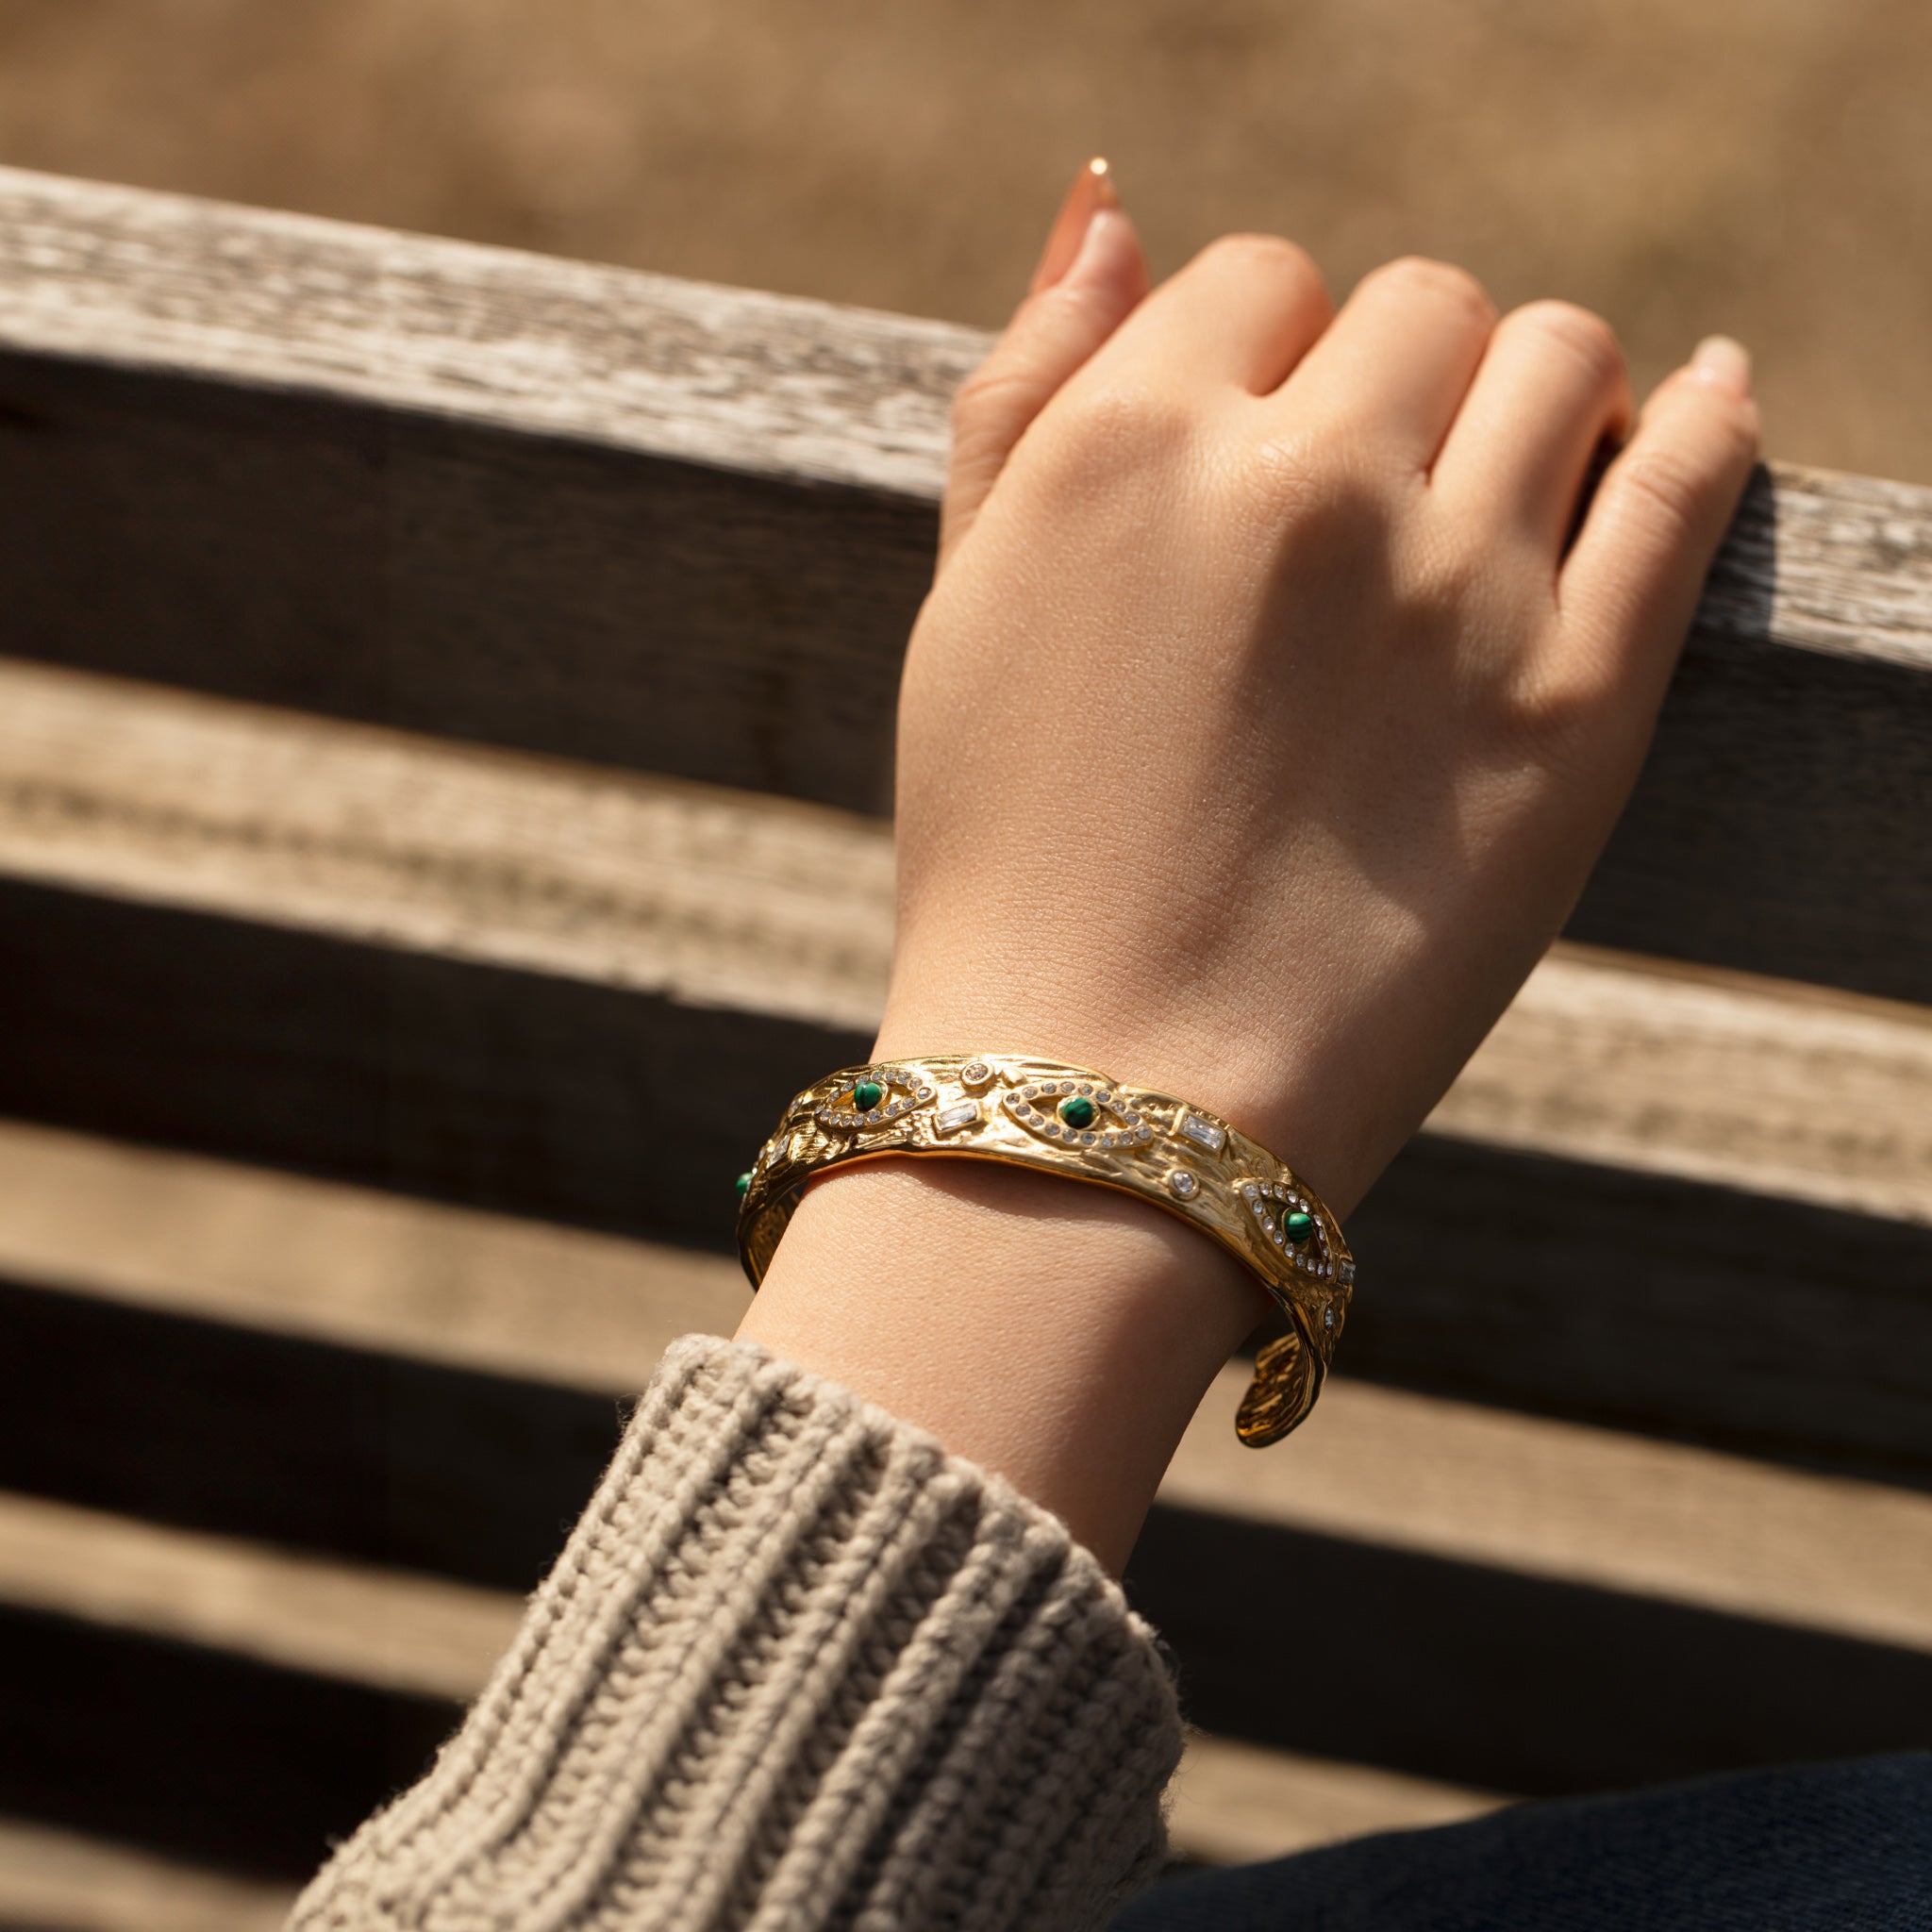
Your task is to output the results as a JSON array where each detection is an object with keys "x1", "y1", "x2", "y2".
[
  {"x1": 0, "y1": 1818, "x2": 294, "y2": 1932},
  {"x1": 0, "y1": 1601, "x2": 458, "y2": 1881},
  {"x1": 0, "y1": 655, "x2": 893, "y2": 1034},
  {"x1": 2, "y1": 1132, "x2": 1925, "y2": 1820},
  {"x1": 0, "y1": 1491, "x2": 518, "y2": 1703},
  {"x1": 0, "y1": 1117, "x2": 751, "y2": 1391},
  {"x1": 0, "y1": 661, "x2": 1927, "y2": 1473},
  {"x1": 1124, "y1": 1503, "x2": 1932, "y2": 1798},
  {"x1": 4, "y1": 1118, "x2": 1927, "y2": 1654},
  {"x1": 1167, "y1": 1738, "x2": 1503, "y2": 1866},
  {"x1": 1175, "y1": 1368, "x2": 1932, "y2": 1657},
  {"x1": 3, "y1": 653, "x2": 1929, "y2": 1228},
  {"x1": 4, "y1": 873, "x2": 1925, "y2": 1475},
  {"x1": 1, "y1": 168, "x2": 1930, "y2": 1002},
  {"x1": 0, "y1": 1487, "x2": 1498, "y2": 1871}
]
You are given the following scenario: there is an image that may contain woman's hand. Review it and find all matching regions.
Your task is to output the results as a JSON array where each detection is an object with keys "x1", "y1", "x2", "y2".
[
  {"x1": 884, "y1": 164, "x2": 1757, "y2": 1220},
  {"x1": 740, "y1": 164, "x2": 1756, "y2": 1568}
]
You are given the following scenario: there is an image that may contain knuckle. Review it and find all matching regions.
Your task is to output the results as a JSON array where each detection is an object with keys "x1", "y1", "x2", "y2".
[
  {"x1": 1197, "y1": 230, "x2": 1321, "y2": 287},
  {"x1": 1509, "y1": 299, "x2": 1625, "y2": 389},
  {"x1": 1618, "y1": 444, "x2": 1708, "y2": 535},
  {"x1": 1367, "y1": 255, "x2": 1495, "y2": 324},
  {"x1": 950, "y1": 357, "x2": 1031, "y2": 430},
  {"x1": 1041, "y1": 375, "x2": 1202, "y2": 480},
  {"x1": 1074, "y1": 375, "x2": 1196, "y2": 446}
]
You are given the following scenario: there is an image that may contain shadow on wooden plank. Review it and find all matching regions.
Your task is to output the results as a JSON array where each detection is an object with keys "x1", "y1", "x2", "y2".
[
  {"x1": 0, "y1": 1604, "x2": 456, "y2": 1881},
  {"x1": 1, "y1": 878, "x2": 1927, "y2": 1483},
  {"x1": 0, "y1": 1277, "x2": 623, "y2": 1591},
  {"x1": 1344, "y1": 1136, "x2": 1932, "y2": 1490},
  {"x1": 5, "y1": 1487, "x2": 1931, "y2": 1878},
  {"x1": 5, "y1": 1278, "x2": 1929, "y2": 1807},
  {"x1": 3, "y1": 365, "x2": 1930, "y2": 1001},
  {"x1": 1125, "y1": 1504, "x2": 1932, "y2": 1799},
  {"x1": 0, "y1": 355, "x2": 921, "y2": 817},
  {"x1": 0, "y1": 875, "x2": 865, "y2": 1258}
]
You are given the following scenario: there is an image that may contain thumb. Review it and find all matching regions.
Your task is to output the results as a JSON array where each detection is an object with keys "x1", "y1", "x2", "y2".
[{"x1": 940, "y1": 159, "x2": 1150, "y2": 572}]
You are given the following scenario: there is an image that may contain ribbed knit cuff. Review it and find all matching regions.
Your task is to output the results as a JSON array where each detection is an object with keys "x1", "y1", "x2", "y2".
[{"x1": 291, "y1": 1335, "x2": 1183, "y2": 1931}]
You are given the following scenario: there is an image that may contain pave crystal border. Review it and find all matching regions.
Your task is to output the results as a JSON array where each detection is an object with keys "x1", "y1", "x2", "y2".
[
  {"x1": 1241, "y1": 1178, "x2": 1337, "y2": 1277},
  {"x1": 741, "y1": 1052, "x2": 1357, "y2": 1448},
  {"x1": 1002, "y1": 1079, "x2": 1156, "y2": 1152},
  {"x1": 815, "y1": 1069, "x2": 939, "y2": 1131}
]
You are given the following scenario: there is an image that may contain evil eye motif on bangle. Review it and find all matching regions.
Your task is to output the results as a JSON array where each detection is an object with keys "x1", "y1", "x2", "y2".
[
  {"x1": 1003, "y1": 1079, "x2": 1158, "y2": 1152},
  {"x1": 1241, "y1": 1179, "x2": 1338, "y2": 1278},
  {"x1": 815, "y1": 1067, "x2": 940, "y2": 1131}
]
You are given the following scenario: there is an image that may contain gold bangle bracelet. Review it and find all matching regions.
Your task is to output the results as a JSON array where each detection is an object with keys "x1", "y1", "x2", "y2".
[{"x1": 735, "y1": 1051, "x2": 1355, "y2": 1447}]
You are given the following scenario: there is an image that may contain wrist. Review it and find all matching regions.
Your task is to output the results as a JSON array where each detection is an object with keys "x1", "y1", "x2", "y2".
[
  {"x1": 872, "y1": 987, "x2": 1388, "y2": 1218},
  {"x1": 733, "y1": 1152, "x2": 1267, "y2": 1573}
]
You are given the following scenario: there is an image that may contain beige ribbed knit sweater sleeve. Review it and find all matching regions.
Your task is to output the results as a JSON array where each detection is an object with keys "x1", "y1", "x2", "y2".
[{"x1": 290, "y1": 1335, "x2": 1184, "y2": 1931}]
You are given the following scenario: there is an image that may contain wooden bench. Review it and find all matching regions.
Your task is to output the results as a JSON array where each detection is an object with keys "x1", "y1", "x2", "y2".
[{"x1": 0, "y1": 164, "x2": 1927, "y2": 1926}]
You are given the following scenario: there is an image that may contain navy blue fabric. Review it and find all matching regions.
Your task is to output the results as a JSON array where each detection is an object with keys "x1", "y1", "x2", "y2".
[{"x1": 1115, "y1": 1756, "x2": 1932, "y2": 1930}]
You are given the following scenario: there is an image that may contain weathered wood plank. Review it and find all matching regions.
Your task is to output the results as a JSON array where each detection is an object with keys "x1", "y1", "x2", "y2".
[
  {"x1": 0, "y1": 656, "x2": 894, "y2": 1034},
  {"x1": 0, "y1": 1489, "x2": 1502, "y2": 1869},
  {"x1": 2, "y1": 657, "x2": 1929, "y2": 1229},
  {"x1": 0, "y1": 1605, "x2": 454, "y2": 1879},
  {"x1": 1176, "y1": 1368, "x2": 1932, "y2": 1657},
  {"x1": 5, "y1": 1119, "x2": 1929, "y2": 1652},
  {"x1": 8, "y1": 1276, "x2": 1929, "y2": 1803},
  {"x1": 0, "y1": 1491, "x2": 518, "y2": 1703},
  {"x1": 2, "y1": 874, "x2": 1926, "y2": 1478},
  {"x1": 1125, "y1": 1505, "x2": 1932, "y2": 1797},
  {"x1": 0, "y1": 1817, "x2": 295, "y2": 1932},
  {"x1": 1, "y1": 168, "x2": 1929, "y2": 1000},
  {"x1": 1166, "y1": 1740, "x2": 1503, "y2": 1866}
]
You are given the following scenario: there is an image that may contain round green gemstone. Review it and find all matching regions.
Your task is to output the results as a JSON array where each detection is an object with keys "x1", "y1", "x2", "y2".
[
  {"x1": 1282, "y1": 1210, "x2": 1315, "y2": 1244},
  {"x1": 734, "y1": 1172, "x2": 753, "y2": 1202},
  {"x1": 852, "y1": 1078, "x2": 885, "y2": 1112},
  {"x1": 1058, "y1": 1094, "x2": 1098, "y2": 1130}
]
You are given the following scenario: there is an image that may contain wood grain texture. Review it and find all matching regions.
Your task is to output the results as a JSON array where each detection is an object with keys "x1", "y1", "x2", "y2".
[
  {"x1": 3, "y1": 1118, "x2": 1928, "y2": 1654},
  {"x1": 1, "y1": 168, "x2": 1929, "y2": 998},
  {"x1": 1124, "y1": 1503, "x2": 1932, "y2": 1797},
  {"x1": 1166, "y1": 1739, "x2": 1503, "y2": 1866},
  {"x1": 1175, "y1": 1366, "x2": 1932, "y2": 1657},
  {"x1": 2, "y1": 658, "x2": 1928, "y2": 1230},
  {"x1": 0, "y1": 1488, "x2": 1499, "y2": 1872},
  {"x1": 7, "y1": 1262, "x2": 1931, "y2": 1809},
  {"x1": 0, "y1": 1491, "x2": 519, "y2": 1703},
  {"x1": 0, "y1": 657, "x2": 894, "y2": 1033},
  {"x1": 0, "y1": 1603, "x2": 457, "y2": 1879},
  {"x1": 0, "y1": 1118, "x2": 753, "y2": 1391},
  {"x1": 0, "y1": 869, "x2": 1926, "y2": 1479},
  {"x1": 0, "y1": 1817, "x2": 295, "y2": 1932}
]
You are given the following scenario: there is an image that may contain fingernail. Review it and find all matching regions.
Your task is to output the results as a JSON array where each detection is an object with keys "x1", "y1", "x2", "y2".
[
  {"x1": 1029, "y1": 158, "x2": 1121, "y2": 294},
  {"x1": 1691, "y1": 334, "x2": 1752, "y2": 398}
]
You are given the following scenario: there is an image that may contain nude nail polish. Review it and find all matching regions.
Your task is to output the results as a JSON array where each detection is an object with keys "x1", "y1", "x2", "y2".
[
  {"x1": 1029, "y1": 158, "x2": 1121, "y2": 294},
  {"x1": 1691, "y1": 335, "x2": 1753, "y2": 397}
]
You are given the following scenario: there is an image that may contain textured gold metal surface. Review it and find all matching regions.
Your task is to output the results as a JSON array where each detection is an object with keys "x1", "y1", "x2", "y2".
[{"x1": 735, "y1": 1052, "x2": 1355, "y2": 1446}]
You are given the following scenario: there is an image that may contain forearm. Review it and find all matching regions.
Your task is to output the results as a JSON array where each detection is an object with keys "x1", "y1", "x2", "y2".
[{"x1": 736, "y1": 1154, "x2": 1268, "y2": 1574}]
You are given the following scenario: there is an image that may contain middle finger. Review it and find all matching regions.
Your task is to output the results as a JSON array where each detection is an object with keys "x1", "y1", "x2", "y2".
[{"x1": 1272, "y1": 256, "x2": 1497, "y2": 470}]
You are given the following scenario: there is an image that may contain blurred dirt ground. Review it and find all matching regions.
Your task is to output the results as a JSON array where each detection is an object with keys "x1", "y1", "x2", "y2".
[{"x1": 0, "y1": 0, "x2": 1925, "y2": 483}]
